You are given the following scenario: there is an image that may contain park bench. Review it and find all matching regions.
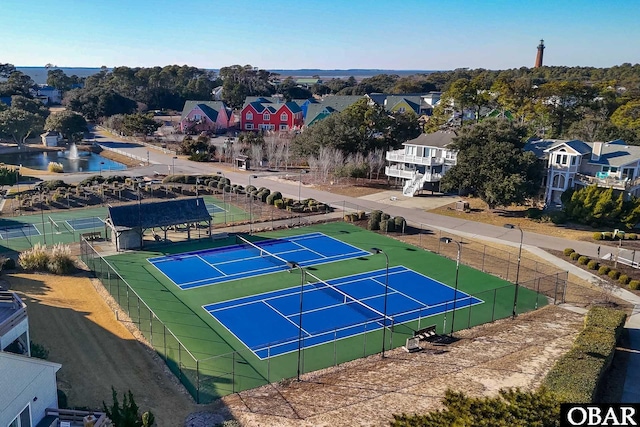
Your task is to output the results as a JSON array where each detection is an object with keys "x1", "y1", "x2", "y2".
[
  {"x1": 82, "y1": 231, "x2": 101, "y2": 241},
  {"x1": 414, "y1": 325, "x2": 437, "y2": 341}
]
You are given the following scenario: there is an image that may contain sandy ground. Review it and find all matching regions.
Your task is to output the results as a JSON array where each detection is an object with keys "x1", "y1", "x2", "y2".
[
  {"x1": 4, "y1": 272, "x2": 196, "y2": 426},
  {"x1": 216, "y1": 306, "x2": 583, "y2": 426}
]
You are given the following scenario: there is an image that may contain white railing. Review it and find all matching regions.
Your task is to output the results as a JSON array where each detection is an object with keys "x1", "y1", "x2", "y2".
[
  {"x1": 385, "y1": 166, "x2": 416, "y2": 179},
  {"x1": 386, "y1": 151, "x2": 445, "y2": 166}
]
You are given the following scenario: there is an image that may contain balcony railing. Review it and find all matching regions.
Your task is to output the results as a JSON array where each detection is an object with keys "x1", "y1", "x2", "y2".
[
  {"x1": 0, "y1": 292, "x2": 27, "y2": 339},
  {"x1": 386, "y1": 150, "x2": 446, "y2": 166},
  {"x1": 574, "y1": 173, "x2": 640, "y2": 190},
  {"x1": 385, "y1": 166, "x2": 416, "y2": 179}
]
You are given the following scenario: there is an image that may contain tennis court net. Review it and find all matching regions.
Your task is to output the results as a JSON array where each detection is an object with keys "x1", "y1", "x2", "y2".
[
  {"x1": 305, "y1": 270, "x2": 394, "y2": 326},
  {"x1": 236, "y1": 234, "x2": 290, "y2": 269}
]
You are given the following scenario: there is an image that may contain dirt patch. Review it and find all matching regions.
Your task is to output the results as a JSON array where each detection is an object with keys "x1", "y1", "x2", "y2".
[
  {"x1": 95, "y1": 149, "x2": 142, "y2": 168},
  {"x1": 5, "y1": 272, "x2": 197, "y2": 426},
  {"x1": 214, "y1": 306, "x2": 583, "y2": 426}
]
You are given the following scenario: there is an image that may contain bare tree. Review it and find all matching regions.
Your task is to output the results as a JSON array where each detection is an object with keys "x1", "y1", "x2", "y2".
[
  {"x1": 265, "y1": 133, "x2": 279, "y2": 169},
  {"x1": 367, "y1": 148, "x2": 386, "y2": 180},
  {"x1": 250, "y1": 143, "x2": 264, "y2": 168}
]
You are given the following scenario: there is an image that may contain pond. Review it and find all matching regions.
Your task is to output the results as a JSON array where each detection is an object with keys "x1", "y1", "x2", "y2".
[{"x1": 0, "y1": 149, "x2": 126, "y2": 173}]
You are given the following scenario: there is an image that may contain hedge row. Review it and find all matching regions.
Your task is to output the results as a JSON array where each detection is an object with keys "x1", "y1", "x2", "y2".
[
  {"x1": 593, "y1": 232, "x2": 638, "y2": 241},
  {"x1": 365, "y1": 210, "x2": 405, "y2": 232},
  {"x1": 542, "y1": 307, "x2": 626, "y2": 403},
  {"x1": 563, "y1": 248, "x2": 639, "y2": 289}
]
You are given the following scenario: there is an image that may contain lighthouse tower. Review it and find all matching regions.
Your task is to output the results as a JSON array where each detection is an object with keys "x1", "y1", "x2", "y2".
[{"x1": 534, "y1": 39, "x2": 545, "y2": 68}]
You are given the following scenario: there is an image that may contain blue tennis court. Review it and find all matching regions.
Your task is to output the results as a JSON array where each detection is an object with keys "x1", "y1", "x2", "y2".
[
  {"x1": 204, "y1": 266, "x2": 483, "y2": 359},
  {"x1": 205, "y1": 203, "x2": 225, "y2": 214},
  {"x1": 0, "y1": 224, "x2": 41, "y2": 240},
  {"x1": 148, "y1": 232, "x2": 371, "y2": 290},
  {"x1": 66, "y1": 217, "x2": 104, "y2": 231}
]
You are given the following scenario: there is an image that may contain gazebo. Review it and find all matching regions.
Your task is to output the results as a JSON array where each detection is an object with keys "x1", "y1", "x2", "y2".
[{"x1": 105, "y1": 197, "x2": 211, "y2": 251}]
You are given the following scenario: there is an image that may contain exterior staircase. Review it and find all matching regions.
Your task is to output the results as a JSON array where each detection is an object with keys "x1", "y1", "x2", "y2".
[{"x1": 403, "y1": 173, "x2": 424, "y2": 197}]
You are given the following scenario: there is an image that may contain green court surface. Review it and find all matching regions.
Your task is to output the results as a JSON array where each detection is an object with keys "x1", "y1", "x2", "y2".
[
  {"x1": 101, "y1": 222, "x2": 547, "y2": 402},
  {"x1": 0, "y1": 195, "x2": 247, "y2": 253}
]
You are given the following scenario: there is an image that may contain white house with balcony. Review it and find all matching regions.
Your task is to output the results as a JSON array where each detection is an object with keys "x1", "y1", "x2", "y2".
[
  {"x1": 0, "y1": 291, "x2": 30, "y2": 356},
  {"x1": 385, "y1": 131, "x2": 457, "y2": 196},
  {"x1": 524, "y1": 138, "x2": 640, "y2": 206}
]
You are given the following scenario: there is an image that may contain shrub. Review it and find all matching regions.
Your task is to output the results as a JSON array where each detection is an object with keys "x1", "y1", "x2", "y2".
[
  {"x1": 367, "y1": 217, "x2": 380, "y2": 231},
  {"x1": 18, "y1": 243, "x2": 50, "y2": 271},
  {"x1": 371, "y1": 210, "x2": 383, "y2": 222},
  {"x1": 47, "y1": 162, "x2": 64, "y2": 173},
  {"x1": 587, "y1": 260, "x2": 599, "y2": 270},
  {"x1": 0, "y1": 257, "x2": 15, "y2": 270},
  {"x1": 563, "y1": 248, "x2": 575, "y2": 256},
  {"x1": 394, "y1": 216, "x2": 406, "y2": 230},
  {"x1": 570, "y1": 252, "x2": 580, "y2": 260},
  {"x1": 357, "y1": 211, "x2": 366, "y2": 220},
  {"x1": 598, "y1": 266, "x2": 611, "y2": 275},
  {"x1": 271, "y1": 191, "x2": 282, "y2": 201},
  {"x1": 542, "y1": 307, "x2": 626, "y2": 403},
  {"x1": 525, "y1": 208, "x2": 543, "y2": 219},
  {"x1": 381, "y1": 213, "x2": 391, "y2": 221},
  {"x1": 380, "y1": 219, "x2": 395, "y2": 233},
  {"x1": 619, "y1": 274, "x2": 631, "y2": 285},
  {"x1": 30, "y1": 341, "x2": 49, "y2": 360},
  {"x1": 274, "y1": 199, "x2": 284, "y2": 209},
  {"x1": 608, "y1": 270, "x2": 621, "y2": 280},
  {"x1": 629, "y1": 280, "x2": 640, "y2": 290},
  {"x1": 258, "y1": 191, "x2": 269, "y2": 202},
  {"x1": 42, "y1": 179, "x2": 69, "y2": 190},
  {"x1": 593, "y1": 232, "x2": 603, "y2": 240},
  {"x1": 628, "y1": 233, "x2": 638, "y2": 240},
  {"x1": 47, "y1": 244, "x2": 75, "y2": 275},
  {"x1": 577, "y1": 256, "x2": 590, "y2": 265}
]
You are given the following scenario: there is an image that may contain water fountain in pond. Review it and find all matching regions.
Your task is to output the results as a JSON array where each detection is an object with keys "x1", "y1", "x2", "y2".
[{"x1": 68, "y1": 143, "x2": 79, "y2": 159}]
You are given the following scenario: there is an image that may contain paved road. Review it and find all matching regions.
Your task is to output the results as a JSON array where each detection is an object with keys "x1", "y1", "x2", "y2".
[{"x1": 33, "y1": 131, "x2": 640, "y2": 402}]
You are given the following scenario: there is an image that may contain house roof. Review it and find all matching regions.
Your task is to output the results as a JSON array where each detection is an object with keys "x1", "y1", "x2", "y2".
[
  {"x1": 0, "y1": 97, "x2": 11, "y2": 106},
  {"x1": 180, "y1": 101, "x2": 228, "y2": 122},
  {"x1": 107, "y1": 198, "x2": 211, "y2": 230},
  {"x1": 384, "y1": 95, "x2": 422, "y2": 114},
  {"x1": 525, "y1": 139, "x2": 592, "y2": 158},
  {"x1": 403, "y1": 131, "x2": 457, "y2": 148},
  {"x1": 0, "y1": 352, "x2": 61, "y2": 413},
  {"x1": 585, "y1": 140, "x2": 640, "y2": 167}
]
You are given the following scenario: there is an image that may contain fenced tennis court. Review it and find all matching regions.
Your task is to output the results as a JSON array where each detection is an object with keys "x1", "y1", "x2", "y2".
[
  {"x1": 148, "y1": 232, "x2": 371, "y2": 289},
  {"x1": 0, "y1": 223, "x2": 41, "y2": 240},
  {"x1": 205, "y1": 265, "x2": 482, "y2": 359},
  {"x1": 81, "y1": 221, "x2": 555, "y2": 403},
  {"x1": 66, "y1": 217, "x2": 105, "y2": 231}
]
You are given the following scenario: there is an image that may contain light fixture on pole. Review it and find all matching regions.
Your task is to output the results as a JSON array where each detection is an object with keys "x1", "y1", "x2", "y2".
[
  {"x1": 216, "y1": 172, "x2": 227, "y2": 224},
  {"x1": 171, "y1": 156, "x2": 177, "y2": 176},
  {"x1": 439, "y1": 237, "x2": 461, "y2": 336},
  {"x1": 504, "y1": 224, "x2": 523, "y2": 318},
  {"x1": 99, "y1": 161, "x2": 104, "y2": 177},
  {"x1": 371, "y1": 247, "x2": 389, "y2": 358},
  {"x1": 248, "y1": 175, "x2": 257, "y2": 234},
  {"x1": 40, "y1": 187, "x2": 47, "y2": 245},
  {"x1": 287, "y1": 261, "x2": 305, "y2": 381},
  {"x1": 298, "y1": 170, "x2": 308, "y2": 202}
]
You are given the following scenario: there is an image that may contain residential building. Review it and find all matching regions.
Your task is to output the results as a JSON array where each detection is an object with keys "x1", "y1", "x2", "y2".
[
  {"x1": 0, "y1": 351, "x2": 61, "y2": 427},
  {"x1": 524, "y1": 138, "x2": 640, "y2": 206},
  {"x1": 366, "y1": 92, "x2": 442, "y2": 116},
  {"x1": 179, "y1": 101, "x2": 235, "y2": 135},
  {"x1": 240, "y1": 97, "x2": 304, "y2": 132},
  {"x1": 32, "y1": 85, "x2": 62, "y2": 105},
  {"x1": 302, "y1": 95, "x2": 364, "y2": 127},
  {"x1": 385, "y1": 131, "x2": 457, "y2": 196},
  {"x1": 0, "y1": 291, "x2": 29, "y2": 356}
]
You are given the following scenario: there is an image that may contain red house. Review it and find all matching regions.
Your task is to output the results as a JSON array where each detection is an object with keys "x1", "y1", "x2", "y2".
[{"x1": 240, "y1": 97, "x2": 304, "y2": 132}]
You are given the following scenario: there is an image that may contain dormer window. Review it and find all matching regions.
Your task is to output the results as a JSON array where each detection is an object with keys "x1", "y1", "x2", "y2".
[
  {"x1": 263, "y1": 113, "x2": 270, "y2": 121},
  {"x1": 281, "y1": 113, "x2": 288, "y2": 121},
  {"x1": 246, "y1": 112, "x2": 253, "y2": 120}
]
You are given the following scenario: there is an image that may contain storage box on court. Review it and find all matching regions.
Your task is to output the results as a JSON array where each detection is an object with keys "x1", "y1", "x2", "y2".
[{"x1": 455, "y1": 201, "x2": 469, "y2": 212}]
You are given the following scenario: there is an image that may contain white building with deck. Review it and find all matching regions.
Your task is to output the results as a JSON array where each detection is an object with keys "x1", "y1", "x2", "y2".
[
  {"x1": 385, "y1": 131, "x2": 457, "y2": 196},
  {"x1": 524, "y1": 138, "x2": 640, "y2": 206}
]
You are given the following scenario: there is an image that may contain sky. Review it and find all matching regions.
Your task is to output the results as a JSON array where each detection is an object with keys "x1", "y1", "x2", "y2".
[{"x1": 2, "y1": 0, "x2": 639, "y2": 70}]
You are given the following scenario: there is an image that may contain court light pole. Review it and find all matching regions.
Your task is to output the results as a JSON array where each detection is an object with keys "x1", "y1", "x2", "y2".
[
  {"x1": 248, "y1": 175, "x2": 258, "y2": 234},
  {"x1": 287, "y1": 261, "x2": 305, "y2": 381},
  {"x1": 40, "y1": 187, "x2": 47, "y2": 245},
  {"x1": 504, "y1": 224, "x2": 523, "y2": 318},
  {"x1": 172, "y1": 156, "x2": 177, "y2": 175},
  {"x1": 371, "y1": 248, "x2": 390, "y2": 358},
  {"x1": 298, "y1": 170, "x2": 308, "y2": 202},
  {"x1": 439, "y1": 237, "x2": 461, "y2": 336},
  {"x1": 15, "y1": 166, "x2": 20, "y2": 215},
  {"x1": 217, "y1": 172, "x2": 227, "y2": 224}
]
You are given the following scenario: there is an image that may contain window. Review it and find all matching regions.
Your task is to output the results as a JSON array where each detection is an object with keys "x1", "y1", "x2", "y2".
[
  {"x1": 555, "y1": 154, "x2": 567, "y2": 165},
  {"x1": 397, "y1": 107, "x2": 406, "y2": 113},
  {"x1": 9, "y1": 404, "x2": 30, "y2": 427},
  {"x1": 246, "y1": 112, "x2": 253, "y2": 120},
  {"x1": 193, "y1": 114, "x2": 201, "y2": 121},
  {"x1": 280, "y1": 112, "x2": 288, "y2": 121},
  {"x1": 245, "y1": 123, "x2": 254, "y2": 130},
  {"x1": 280, "y1": 124, "x2": 289, "y2": 131},
  {"x1": 571, "y1": 156, "x2": 577, "y2": 165},
  {"x1": 263, "y1": 113, "x2": 270, "y2": 121}
]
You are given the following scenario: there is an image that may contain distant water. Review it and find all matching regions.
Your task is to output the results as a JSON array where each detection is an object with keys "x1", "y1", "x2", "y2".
[{"x1": 18, "y1": 67, "x2": 438, "y2": 85}]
